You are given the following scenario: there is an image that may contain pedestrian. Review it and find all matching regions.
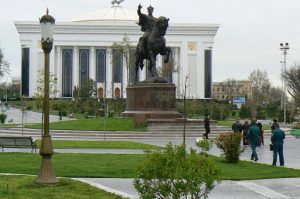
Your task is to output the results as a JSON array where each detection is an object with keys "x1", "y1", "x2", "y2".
[
  {"x1": 203, "y1": 114, "x2": 210, "y2": 139},
  {"x1": 271, "y1": 123, "x2": 285, "y2": 166},
  {"x1": 242, "y1": 120, "x2": 250, "y2": 145},
  {"x1": 247, "y1": 120, "x2": 260, "y2": 161},
  {"x1": 232, "y1": 119, "x2": 243, "y2": 133},
  {"x1": 58, "y1": 108, "x2": 62, "y2": 121},
  {"x1": 271, "y1": 119, "x2": 278, "y2": 134},
  {"x1": 256, "y1": 120, "x2": 264, "y2": 146}
]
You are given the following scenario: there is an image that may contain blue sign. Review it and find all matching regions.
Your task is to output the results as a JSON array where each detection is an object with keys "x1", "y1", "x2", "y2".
[{"x1": 233, "y1": 97, "x2": 246, "y2": 104}]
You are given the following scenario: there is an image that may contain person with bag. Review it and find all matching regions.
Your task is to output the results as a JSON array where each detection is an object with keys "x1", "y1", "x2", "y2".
[
  {"x1": 203, "y1": 114, "x2": 210, "y2": 139},
  {"x1": 271, "y1": 123, "x2": 285, "y2": 166},
  {"x1": 247, "y1": 120, "x2": 260, "y2": 161}
]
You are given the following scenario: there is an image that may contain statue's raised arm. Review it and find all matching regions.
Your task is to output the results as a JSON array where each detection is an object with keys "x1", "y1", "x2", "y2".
[
  {"x1": 137, "y1": 4, "x2": 142, "y2": 16},
  {"x1": 137, "y1": 4, "x2": 157, "y2": 33}
]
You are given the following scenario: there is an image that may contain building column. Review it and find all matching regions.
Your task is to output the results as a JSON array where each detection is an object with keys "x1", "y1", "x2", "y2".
[
  {"x1": 55, "y1": 46, "x2": 62, "y2": 98},
  {"x1": 179, "y1": 41, "x2": 188, "y2": 98},
  {"x1": 106, "y1": 48, "x2": 113, "y2": 98},
  {"x1": 172, "y1": 47, "x2": 178, "y2": 87},
  {"x1": 90, "y1": 47, "x2": 96, "y2": 81},
  {"x1": 197, "y1": 42, "x2": 202, "y2": 98},
  {"x1": 123, "y1": 58, "x2": 127, "y2": 98},
  {"x1": 73, "y1": 47, "x2": 79, "y2": 91}
]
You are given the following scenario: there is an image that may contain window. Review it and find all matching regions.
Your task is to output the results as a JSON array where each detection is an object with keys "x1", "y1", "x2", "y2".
[
  {"x1": 113, "y1": 50, "x2": 123, "y2": 83},
  {"x1": 96, "y1": 49, "x2": 106, "y2": 83},
  {"x1": 21, "y1": 48, "x2": 30, "y2": 97},
  {"x1": 79, "y1": 49, "x2": 89, "y2": 89},
  {"x1": 62, "y1": 49, "x2": 73, "y2": 97}
]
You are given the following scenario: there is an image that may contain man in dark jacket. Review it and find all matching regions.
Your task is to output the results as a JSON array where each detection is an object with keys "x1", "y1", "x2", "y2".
[
  {"x1": 247, "y1": 120, "x2": 260, "y2": 161},
  {"x1": 242, "y1": 120, "x2": 250, "y2": 145},
  {"x1": 203, "y1": 115, "x2": 210, "y2": 139},
  {"x1": 271, "y1": 123, "x2": 285, "y2": 166},
  {"x1": 271, "y1": 119, "x2": 278, "y2": 133},
  {"x1": 232, "y1": 119, "x2": 243, "y2": 133}
]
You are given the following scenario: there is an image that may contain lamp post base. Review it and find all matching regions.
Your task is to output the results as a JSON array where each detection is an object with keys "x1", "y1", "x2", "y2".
[{"x1": 35, "y1": 156, "x2": 58, "y2": 184}]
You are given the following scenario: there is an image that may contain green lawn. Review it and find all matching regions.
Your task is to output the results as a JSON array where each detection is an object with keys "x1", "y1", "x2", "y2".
[
  {"x1": 35, "y1": 140, "x2": 162, "y2": 149},
  {"x1": 1, "y1": 153, "x2": 300, "y2": 180},
  {"x1": 0, "y1": 175, "x2": 126, "y2": 199},
  {"x1": 24, "y1": 117, "x2": 147, "y2": 131},
  {"x1": 0, "y1": 124, "x2": 18, "y2": 127}
]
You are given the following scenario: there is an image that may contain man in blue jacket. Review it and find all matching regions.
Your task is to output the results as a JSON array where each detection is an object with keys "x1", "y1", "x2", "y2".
[
  {"x1": 247, "y1": 120, "x2": 260, "y2": 161},
  {"x1": 271, "y1": 123, "x2": 285, "y2": 166}
]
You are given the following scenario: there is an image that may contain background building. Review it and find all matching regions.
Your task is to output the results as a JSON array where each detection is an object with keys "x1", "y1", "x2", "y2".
[
  {"x1": 15, "y1": 2, "x2": 219, "y2": 99},
  {"x1": 212, "y1": 80, "x2": 252, "y2": 102}
]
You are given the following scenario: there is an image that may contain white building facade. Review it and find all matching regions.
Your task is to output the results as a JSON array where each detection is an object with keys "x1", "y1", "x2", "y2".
[{"x1": 15, "y1": 3, "x2": 219, "y2": 99}]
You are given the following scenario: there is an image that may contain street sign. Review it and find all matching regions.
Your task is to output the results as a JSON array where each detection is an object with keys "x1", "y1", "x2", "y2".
[{"x1": 233, "y1": 97, "x2": 245, "y2": 104}]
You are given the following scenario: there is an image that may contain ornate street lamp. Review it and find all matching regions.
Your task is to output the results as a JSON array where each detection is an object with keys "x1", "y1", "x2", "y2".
[
  {"x1": 280, "y1": 42, "x2": 289, "y2": 124},
  {"x1": 35, "y1": 8, "x2": 58, "y2": 184}
]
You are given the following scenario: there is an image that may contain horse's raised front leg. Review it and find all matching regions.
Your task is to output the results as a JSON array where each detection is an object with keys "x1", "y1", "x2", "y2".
[
  {"x1": 164, "y1": 47, "x2": 172, "y2": 63},
  {"x1": 148, "y1": 51, "x2": 158, "y2": 77},
  {"x1": 135, "y1": 59, "x2": 140, "y2": 82}
]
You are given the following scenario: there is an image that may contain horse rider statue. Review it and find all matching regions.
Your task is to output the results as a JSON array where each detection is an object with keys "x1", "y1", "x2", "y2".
[
  {"x1": 137, "y1": 4, "x2": 157, "y2": 54},
  {"x1": 135, "y1": 4, "x2": 171, "y2": 81}
]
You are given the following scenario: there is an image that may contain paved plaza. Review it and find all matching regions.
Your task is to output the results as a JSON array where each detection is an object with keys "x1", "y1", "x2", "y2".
[
  {"x1": 1, "y1": 106, "x2": 72, "y2": 124},
  {"x1": 1, "y1": 107, "x2": 300, "y2": 198}
]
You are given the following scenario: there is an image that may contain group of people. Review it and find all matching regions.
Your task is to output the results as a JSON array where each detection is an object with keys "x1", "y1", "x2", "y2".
[
  {"x1": 236, "y1": 119, "x2": 285, "y2": 166},
  {"x1": 203, "y1": 115, "x2": 286, "y2": 166},
  {"x1": 232, "y1": 119, "x2": 264, "y2": 147}
]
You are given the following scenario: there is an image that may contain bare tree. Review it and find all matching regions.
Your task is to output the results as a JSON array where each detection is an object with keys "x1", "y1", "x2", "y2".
[
  {"x1": 248, "y1": 69, "x2": 271, "y2": 118},
  {"x1": 0, "y1": 48, "x2": 10, "y2": 78},
  {"x1": 249, "y1": 69, "x2": 271, "y2": 103},
  {"x1": 269, "y1": 87, "x2": 284, "y2": 103},
  {"x1": 111, "y1": 35, "x2": 135, "y2": 85},
  {"x1": 282, "y1": 64, "x2": 300, "y2": 102}
]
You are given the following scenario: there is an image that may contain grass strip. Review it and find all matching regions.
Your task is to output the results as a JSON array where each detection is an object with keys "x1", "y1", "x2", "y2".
[
  {"x1": 35, "y1": 140, "x2": 162, "y2": 149},
  {"x1": 0, "y1": 175, "x2": 126, "y2": 199},
  {"x1": 24, "y1": 117, "x2": 147, "y2": 131},
  {"x1": 0, "y1": 153, "x2": 300, "y2": 180}
]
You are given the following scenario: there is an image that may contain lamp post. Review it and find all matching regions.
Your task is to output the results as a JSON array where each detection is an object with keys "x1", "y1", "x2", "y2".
[
  {"x1": 280, "y1": 42, "x2": 289, "y2": 124},
  {"x1": 35, "y1": 8, "x2": 58, "y2": 184}
]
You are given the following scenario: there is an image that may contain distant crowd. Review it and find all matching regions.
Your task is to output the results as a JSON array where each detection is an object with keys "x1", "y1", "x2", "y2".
[{"x1": 203, "y1": 116, "x2": 285, "y2": 166}]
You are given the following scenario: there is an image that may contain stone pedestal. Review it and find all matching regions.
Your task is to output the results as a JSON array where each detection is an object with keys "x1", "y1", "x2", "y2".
[{"x1": 121, "y1": 82, "x2": 182, "y2": 119}]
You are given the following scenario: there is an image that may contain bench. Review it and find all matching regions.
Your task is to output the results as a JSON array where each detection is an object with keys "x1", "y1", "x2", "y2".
[{"x1": 0, "y1": 136, "x2": 37, "y2": 152}]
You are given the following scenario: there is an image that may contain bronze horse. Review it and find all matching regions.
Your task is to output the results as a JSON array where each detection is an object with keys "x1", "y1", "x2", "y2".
[{"x1": 135, "y1": 16, "x2": 171, "y2": 81}]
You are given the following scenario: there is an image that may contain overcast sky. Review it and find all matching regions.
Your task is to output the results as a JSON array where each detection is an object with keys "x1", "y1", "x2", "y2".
[{"x1": 1, "y1": 0, "x2": 300, "y2": 86}]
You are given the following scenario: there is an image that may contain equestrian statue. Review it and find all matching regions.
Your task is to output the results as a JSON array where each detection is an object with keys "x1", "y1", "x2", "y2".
[{"x1": 135, "y1": 4, "x2": 171, "y2": 82}]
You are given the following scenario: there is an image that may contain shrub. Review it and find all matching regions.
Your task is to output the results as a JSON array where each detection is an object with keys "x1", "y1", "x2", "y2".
[
  {"x1": 134, "y1": 144, "x2": 220, "y2": 199},
  {"x1": 195, "y1": 137, "x2": 214, "y2": 152},
  {"x1": 215, "y1": 132, "x2": 244, "y2": 163},
  {"x1": 0, "y1": 113, "x2": 7, "y2": 124},
  {"x1": 292, "y1": 123, "x2": 300, "y2": 129}
]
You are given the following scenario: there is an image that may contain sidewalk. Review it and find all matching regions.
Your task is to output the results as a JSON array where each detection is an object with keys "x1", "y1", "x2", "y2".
[{"x1": 75, "y1": 177, "x2": 300, "y2": 199}]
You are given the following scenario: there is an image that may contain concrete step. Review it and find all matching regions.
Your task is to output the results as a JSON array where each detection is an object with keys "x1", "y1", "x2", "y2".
[{"x1": 0, "y1": 128, "x2": 227, "y2": 139}]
